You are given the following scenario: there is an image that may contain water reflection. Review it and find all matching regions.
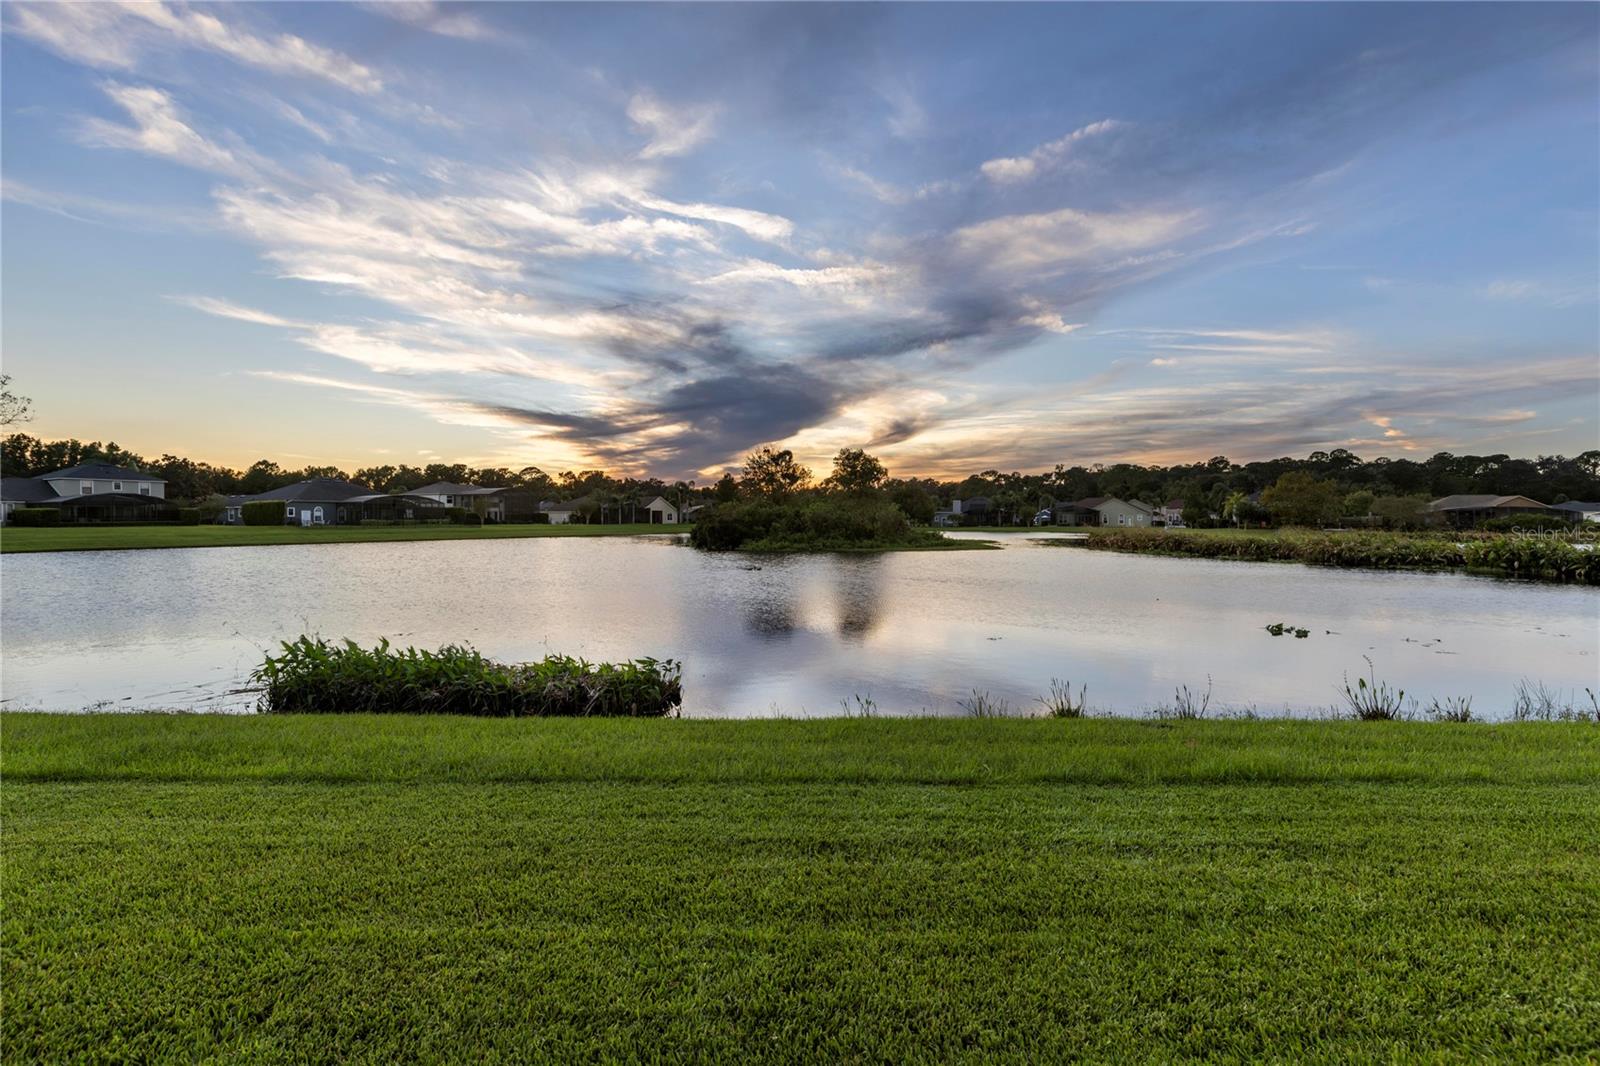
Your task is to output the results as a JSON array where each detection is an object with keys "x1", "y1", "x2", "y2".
[
  {"x1": 832, "y1": 557, "x2": 884, "y2": 641},
  {"x1": 1, "y1": 534, "x2": 1595, "y2": 718}
]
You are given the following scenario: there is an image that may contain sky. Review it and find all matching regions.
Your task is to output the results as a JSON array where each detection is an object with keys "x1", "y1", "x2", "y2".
[{"x1": 2, "y1": 2, "x2": 1597, "y2": 480}]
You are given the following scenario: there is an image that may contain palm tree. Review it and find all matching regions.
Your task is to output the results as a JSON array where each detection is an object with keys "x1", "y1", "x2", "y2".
[{"x1": 1222, "y1": 491, "x2": 1247, "y2": 527}]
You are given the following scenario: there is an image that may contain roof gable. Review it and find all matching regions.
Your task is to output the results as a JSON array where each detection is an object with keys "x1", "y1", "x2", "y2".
[{"x1": 40, "y1": 462, "x2": 164, "y2": 483}]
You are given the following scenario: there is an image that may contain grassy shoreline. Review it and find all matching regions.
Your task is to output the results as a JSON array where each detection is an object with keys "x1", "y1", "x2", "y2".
[
  {"x1": 0, "y1": 523, "x2": 998, "y2": 555},
  {"x1": 6, "y1": 716, "x2": 1599, "y2": 1060},
  {"x1": 0, "y1": 522, "x2": 686, "y2": 554},
  {"x1": 1053, "y1": 526, "x2": 1600, "y2": 583}
]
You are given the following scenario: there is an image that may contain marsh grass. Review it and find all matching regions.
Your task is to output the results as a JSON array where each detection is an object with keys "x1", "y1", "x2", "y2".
[{"x1": 1426, "y1": 696, "x2": 1476, "y2": 723}]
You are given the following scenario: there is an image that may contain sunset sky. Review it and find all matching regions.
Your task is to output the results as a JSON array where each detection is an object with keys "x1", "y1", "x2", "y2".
[{"x1": 3, "y1": 2, "x2": 1596, "y2": 479}]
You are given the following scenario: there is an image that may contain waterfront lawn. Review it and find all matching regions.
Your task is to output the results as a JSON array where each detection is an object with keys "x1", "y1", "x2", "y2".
[
  {"x1": 0, "y1": 522, "x2": 673, "y2": 554},
  {"x1": 6, "y1": 716, "x2": 1598, "y2": 1062}
]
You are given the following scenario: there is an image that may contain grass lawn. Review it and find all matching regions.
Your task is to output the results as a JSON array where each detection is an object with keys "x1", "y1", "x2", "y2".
[
  {"x1": 5, "y1": 715, "x2": 1598, "y2": 1061},
  {"x1": 0, "y1": 522, "x2": 676, "y2": 554}
]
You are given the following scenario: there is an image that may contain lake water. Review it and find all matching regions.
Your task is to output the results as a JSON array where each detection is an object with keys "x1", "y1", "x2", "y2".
[{"x1": 1, "y1": 533, "x2": 1596, "y2": 718}]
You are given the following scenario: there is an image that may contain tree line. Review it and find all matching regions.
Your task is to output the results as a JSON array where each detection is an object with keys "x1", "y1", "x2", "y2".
[{"x1": 3, "y1": 431, "x2": 1597, "y2": 523}]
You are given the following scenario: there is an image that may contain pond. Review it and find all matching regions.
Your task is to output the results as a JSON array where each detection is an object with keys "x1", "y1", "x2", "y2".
[{"x1": 1, "y1": 533, "x2": 1595, "y2": 718}]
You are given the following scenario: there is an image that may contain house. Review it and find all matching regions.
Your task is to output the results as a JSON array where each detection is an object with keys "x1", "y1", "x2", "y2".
[
  {"x1": 1054, "y1": 497, "x2": 1155, "y2": 527},
  {"x1": 1158, "y1": 499, "x2": 1185, "y2": 527},
  {"x1": 642, "y1": 496, "x2": 681, "y2": 524},
  {"x1": 539, "y1": 498, "x2": 585, "y2": 524},
  {"x1": 224, "y1": 478, "x2": 382, "y2": 526},
  {"x1": 1427, "y1": 494, "x2": 1550, "y2": 528},
  {"x1": 932, "y1": 497, "x2": 993, "y2": 527},
  {"x1": 36, "y1": 462, "x2": 167, "y2": 499},
  {"x1": 410, "y1": 481, "x2": 547, "y2": 523},
  {"x1": 1, "y1": 463, "x2": 171, "y2": 524},
  {"x1": 1553, "y1": 501, "x2": 1600, "y2": 523}
]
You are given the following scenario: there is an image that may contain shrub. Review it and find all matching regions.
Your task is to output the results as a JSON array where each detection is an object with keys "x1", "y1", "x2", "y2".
[
  {"x1": 176, "y1": 508, "x2": 202, "y2": 526},
  {"x1": 8, "y1": 507, "x2": 60, "y2": 527},
  {"x1": 253, "y1": 637, "x2": 681, "y2": 717},
  {"x1": 242, "y1": 500, "x2": 286, "y2": 526},
  {"x1": 689, "y1": 497, "x2": 944, "y2": 551},
  {"x1": 1037, "y1": 678, "x2": 1088, "y2": 718}
]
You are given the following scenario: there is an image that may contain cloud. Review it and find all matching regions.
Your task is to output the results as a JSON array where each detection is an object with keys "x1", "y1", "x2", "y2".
[
  {"x1": 78, "y1": 84, "x2": 251, "y2": 177},
  {"x1": 952, "y1": 206, "x2": 1198, "y2": 272},
  {"x1": 171, "y1": 295, "x2": 306, "y2": 328},
  {"x1": 361, "y1": 1, "x2": 491, "y2": 40},
  {"x1": 980, "y1": 119, "x2": 1123, "y2": 184},
  {"x1": 627, "y1": 92, "x2": 718, "y2": 159},
  {"x1": 7, "y1": 2, "x2": 383, "y2": 94}
]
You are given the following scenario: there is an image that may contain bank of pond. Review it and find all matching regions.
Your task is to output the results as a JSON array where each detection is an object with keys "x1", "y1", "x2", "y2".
[
  {"x1": 1055, "y1": 527, "x2": 1599, "y2": 583},
  {"x1": 247, "y1": 638, "x2": 1598, "y2": 722}
]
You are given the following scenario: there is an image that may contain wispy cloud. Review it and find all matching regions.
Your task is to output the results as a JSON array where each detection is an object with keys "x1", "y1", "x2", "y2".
[
  {"x1": 980, "y1": 118, "x2": 1124, "y2": 184},
  {"x1": 7, "y1": 2, "x2": 384, "y2": 94},
  {"x1": 361, "y1": 1, "x2": 491, "y2": 41},
  {"x1": 627, "y1": 92, "x2": 718, "y2": 159}
]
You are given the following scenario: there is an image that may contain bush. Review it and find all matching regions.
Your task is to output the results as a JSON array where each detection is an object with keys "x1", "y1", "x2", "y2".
[
  {"x1": 8, "y1": 507, "x2": 60, "y2": 527},
  {"x1": 253, "y1": 637, "x2": 682, "y2": 717},
  {"x1": 176, "y1": 508, "x2": 202, "y2": 525},
  {"x1": 1476, "y1": 514, "x2": 1572, "y2": 533},
  {"x1": 242, "y1": 500, "x2": 286, "y2": 526},
  {"x1": 689, "y1": 497, "x2": 944, "y2": 551}
]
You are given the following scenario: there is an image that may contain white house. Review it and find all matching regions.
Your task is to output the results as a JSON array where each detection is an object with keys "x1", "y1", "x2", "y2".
[
  {"x1": 410, "y1": 481, "x2": 510, "y2": 521},
  {"x1": 643, "y1": 496, "x2": 681, "y2": 523}
]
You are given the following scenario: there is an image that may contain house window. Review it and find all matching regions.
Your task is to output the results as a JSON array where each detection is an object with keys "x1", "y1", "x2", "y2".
[
  {"x1": 113, "y1": 481, "x2": 123, "y2": 491},
  {"x1": 312, "y1": 506, "x2": 324, "y2": 524},
  {"x1": 139, "y1": 486, "x2": 150, "y2": 496},
  {"x1": 287, "y1": 507, "x2": 297, "y2": 518}
]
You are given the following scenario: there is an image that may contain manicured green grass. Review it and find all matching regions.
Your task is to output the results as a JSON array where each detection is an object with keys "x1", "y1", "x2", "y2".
[
  {"x1": 0, "y1": 522, "x2": 674, "y2": 554},
  {"x1": 6, "y1": 716, "x2": 1598, "y2": 1061}
]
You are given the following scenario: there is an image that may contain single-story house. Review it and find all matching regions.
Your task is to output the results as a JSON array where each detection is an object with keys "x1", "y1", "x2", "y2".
[
  {"x1": 1054, "y1": 497, "x2": 1155, "y2": 527},
  {"x1": 539, "y1": 498, "x2": 584, "y2": 524},
  {"x1": 642, "y1": 496, "x2": 681, "y2": 524},
  {"x1": 223, "y1": 477, "x2": 430, "y2": 526},
  {"x1": 1427, "y1": 494, "x2": 1550, "y2": 528},
  {"x1": 1553, "y1": 501, "x2": 1600, "y2": 523},
  {"x1": 409, "y1": 481, "x2": 517, "y2": 521}
]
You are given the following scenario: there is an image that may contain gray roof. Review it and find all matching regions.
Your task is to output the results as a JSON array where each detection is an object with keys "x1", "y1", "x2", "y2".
[
  {"x1": 39, "y1": 462, "x2": 164, "y2": 483},
  {"x1": 1, "y1": 476, "x2": 59, "y2": 503},
  {"x1": 1553, "y1": 501, "x2": 1600, "y2": 512},
  {"x1": 238, "y1": 478, "x2": 375, "y2": 504},
  {"x1": 411, "y1": 481, "x2": 506, "y2": 496},
  {"x1": 1430, "y1": 494, "x2": 1549, "y2": 511}
]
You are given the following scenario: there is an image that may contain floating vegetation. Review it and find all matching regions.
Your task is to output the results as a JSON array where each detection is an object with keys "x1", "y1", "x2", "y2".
[{"x1": 1265, "y1": 622, "x2": 1311, "y2": 638}]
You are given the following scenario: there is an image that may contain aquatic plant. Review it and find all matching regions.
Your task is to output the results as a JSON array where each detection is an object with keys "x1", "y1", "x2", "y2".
[
  {"x1": 1037, "y1": 678, "x2": 1088, "y2": 718},
  {"x1": 959, "y1": 690, "x2": 1012, "y2": 718},
  {"x1": 1426, "y1": 696, "x2": 1475, "y2": 723},
  {"x1": 253, "y1": 637, "x2": 681, "y2": 717},
  {"x1": 1340, "y1": 658, "x2": 1408, "y2": 721},
  {"x1": 1165, "y1": 677, "x2": 1214, "y2": 720}
]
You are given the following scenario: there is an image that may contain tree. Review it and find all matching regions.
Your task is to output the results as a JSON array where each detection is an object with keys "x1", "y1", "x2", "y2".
[
  {"x1": 740, "y1": 447, "x2": 811, "y2": 500},
  {"x1": 823, "y1": 448, "x2": 889, "y2": 495},
  {"x1": 1342, "y1": 490, "x2": 1376, "y2": 519},
  {"x1": 1261, "y1": 472, "x2": 1343, "y2": 527},
  {"x1": 0, "y1": 375, "x2": 32, "y2": 426},
  {"x1": 1222, "y1": 491, "x2": 1248, "y2": 527},
  {"x1": 1370, "y1": 494, "x2": 1431, "y2": 529},
  {"x1": 712, "y1": 472, "x2": 740, "y2": 502}
]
